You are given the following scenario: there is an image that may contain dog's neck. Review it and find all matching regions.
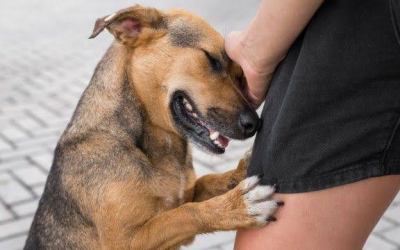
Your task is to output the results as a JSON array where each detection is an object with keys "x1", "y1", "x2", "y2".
[
  {"x1": 62, "y1": 42, "x2": 190, "y2": 165},
  {"x1": 62, "y1": 43, "x2": 140, "y2": 142}
]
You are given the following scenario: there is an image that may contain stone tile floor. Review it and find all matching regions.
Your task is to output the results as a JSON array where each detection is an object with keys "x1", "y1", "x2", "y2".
[{"x1": 0, "y1": 0, "x2": 399, "y2": 249}]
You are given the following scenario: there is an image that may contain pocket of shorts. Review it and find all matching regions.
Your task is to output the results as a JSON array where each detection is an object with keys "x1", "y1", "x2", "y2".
[{"x1": 390, "y1": 0, "x2": 400, "y2": 47}]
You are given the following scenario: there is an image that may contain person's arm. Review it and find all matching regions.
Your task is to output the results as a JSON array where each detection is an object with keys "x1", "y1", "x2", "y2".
[{"x1": 225, "y1": 0, "x2": 324, "y2": 107}]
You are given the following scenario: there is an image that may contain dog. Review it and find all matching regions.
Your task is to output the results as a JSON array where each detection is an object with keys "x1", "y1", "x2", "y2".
[{"x1": 24, "y1": 5, "x2": 282, "y2": 250}]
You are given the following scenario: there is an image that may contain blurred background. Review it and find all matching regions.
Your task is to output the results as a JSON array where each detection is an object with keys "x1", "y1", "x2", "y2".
[{"x1": 0, "y1": 0, "x2": 399, "y2": 249}]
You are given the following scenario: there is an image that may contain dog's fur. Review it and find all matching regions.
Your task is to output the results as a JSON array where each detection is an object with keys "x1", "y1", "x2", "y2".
[{"x1": 25, "y1": 5, "x2": 280, "y2": 250}]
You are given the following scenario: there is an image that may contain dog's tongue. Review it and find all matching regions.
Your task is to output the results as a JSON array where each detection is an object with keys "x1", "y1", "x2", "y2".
[{"x1": 218, "y1": 135, "x2": 230, "y2": 148}]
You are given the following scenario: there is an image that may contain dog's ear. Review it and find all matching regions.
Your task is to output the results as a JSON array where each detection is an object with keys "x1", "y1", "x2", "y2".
[{"x1": 89, "y1": 5, "x2": 167, "y2": 46}]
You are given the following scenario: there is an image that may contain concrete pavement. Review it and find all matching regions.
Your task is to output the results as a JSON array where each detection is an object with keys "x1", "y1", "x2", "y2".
[{"x1": 0, "y1": 0, "x2": 399, "y2": 249}]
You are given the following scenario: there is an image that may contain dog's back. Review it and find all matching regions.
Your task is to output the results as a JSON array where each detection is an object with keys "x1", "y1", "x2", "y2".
[
  {"x1": 25, "y1": 44, "x2": 145, "y2": 249},
  {"x1": 25, "y1": 161, "x2": 94, "y2": 249}
]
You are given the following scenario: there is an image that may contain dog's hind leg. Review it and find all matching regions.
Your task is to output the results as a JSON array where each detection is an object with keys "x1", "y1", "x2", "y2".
[{"x1": 193, "y1": 149, "x2": 252, "y2": 202}]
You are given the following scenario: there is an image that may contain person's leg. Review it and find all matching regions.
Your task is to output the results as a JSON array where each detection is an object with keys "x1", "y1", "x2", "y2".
[{"x1": 235, "y1": 175, "x2": 400, "y2": 250}]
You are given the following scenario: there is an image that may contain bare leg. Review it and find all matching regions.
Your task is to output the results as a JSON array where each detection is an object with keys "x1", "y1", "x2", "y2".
[{"x1": 235, "y1": 175, "x2": 400, "y2": 250}]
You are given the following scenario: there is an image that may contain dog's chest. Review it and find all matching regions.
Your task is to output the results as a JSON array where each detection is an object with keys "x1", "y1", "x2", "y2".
[
  {"x1": 161, "y1": 170, "x2": 195, "y2": 209},
  {"x1": 163, "y1": 173, "x2": 186, "y2": 207}
]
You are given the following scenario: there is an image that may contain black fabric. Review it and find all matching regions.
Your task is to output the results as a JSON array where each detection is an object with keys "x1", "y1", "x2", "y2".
[{"x1": 248, "y1": 0, "x2": 400, "y2": 193}]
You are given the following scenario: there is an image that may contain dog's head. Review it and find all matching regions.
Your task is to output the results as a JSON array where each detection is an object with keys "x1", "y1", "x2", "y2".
[{"x1": 90, "y1": 5, "x2": 260, "y2": 154}]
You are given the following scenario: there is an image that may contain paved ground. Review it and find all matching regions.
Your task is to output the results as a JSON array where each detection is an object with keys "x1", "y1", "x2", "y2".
[{"x1": 0, "y1": 0, "x2": 399, "y2": 249}]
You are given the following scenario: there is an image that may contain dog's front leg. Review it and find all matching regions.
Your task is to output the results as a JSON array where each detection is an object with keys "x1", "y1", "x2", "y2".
[
  {"x1": 193, "y1": 149, "x2": 251, "y2": 202},
  {"x1": 130, "y1": 175, "x2": 280, "y2": 250}
]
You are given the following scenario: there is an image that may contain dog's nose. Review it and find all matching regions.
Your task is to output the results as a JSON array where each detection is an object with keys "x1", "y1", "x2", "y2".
[{"x1": 238, "y1": 110, "x2": 260, "y2": 137}]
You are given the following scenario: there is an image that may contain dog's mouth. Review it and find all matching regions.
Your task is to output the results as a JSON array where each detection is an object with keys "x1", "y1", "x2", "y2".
[{"x1": 170, "y1": 91, "x2": 230, "y2": 154}]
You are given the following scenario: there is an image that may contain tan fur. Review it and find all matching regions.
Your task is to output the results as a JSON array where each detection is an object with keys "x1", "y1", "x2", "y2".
[{"x1": 25, "y1": 5, "x2": 279, "y2": 250}]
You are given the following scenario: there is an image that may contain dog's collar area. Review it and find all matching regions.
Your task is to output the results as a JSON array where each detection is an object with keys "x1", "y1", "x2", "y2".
[{"x1": 170, "y1": 91, "x2": 230, "y2": 154}]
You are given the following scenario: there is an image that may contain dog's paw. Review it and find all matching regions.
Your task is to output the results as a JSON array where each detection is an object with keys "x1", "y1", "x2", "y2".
[
  {"x1": 236, "y1": 148, "x2": 252, "y2": 173},
  {"x1": 239, "y1": 176, "x2": 282, "y2": 226},
  {"x1": 228, "y1": 149, "x2": 253, "y2": 189},
  {"x1": 243, "y1": 148, "x2": 253, "y2": 164},
  {"x1": 204, "y1": 175, "x2": 282, "y2": 231}
]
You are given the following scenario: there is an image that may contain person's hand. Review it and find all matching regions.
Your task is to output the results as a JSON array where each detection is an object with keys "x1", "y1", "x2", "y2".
[{"x1": 225, "y1": 31, "x2": 280, "y2": 108}]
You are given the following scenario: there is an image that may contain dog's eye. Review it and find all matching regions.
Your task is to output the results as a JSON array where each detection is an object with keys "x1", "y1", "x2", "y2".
[{"x1": 204, "y1": 51, "x2": 223, "y2": 72}]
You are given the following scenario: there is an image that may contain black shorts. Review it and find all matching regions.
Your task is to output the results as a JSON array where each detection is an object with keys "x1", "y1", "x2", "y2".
[{"x1": 248, "y1": 0, "x2": 400, "y2": 193}]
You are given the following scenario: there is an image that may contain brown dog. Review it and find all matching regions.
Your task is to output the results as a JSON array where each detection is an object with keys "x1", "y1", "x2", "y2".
[{"x1": 24, "y1": 5, "x2": 282, "y2": 250}]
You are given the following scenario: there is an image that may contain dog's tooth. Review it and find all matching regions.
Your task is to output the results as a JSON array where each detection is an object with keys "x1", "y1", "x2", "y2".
[
  {"x1": 185, "y1": 102, "x2": 193, "y2": 111},
  {"x1": 210, "y1": 131, "x2": 219, "y2": 140}
]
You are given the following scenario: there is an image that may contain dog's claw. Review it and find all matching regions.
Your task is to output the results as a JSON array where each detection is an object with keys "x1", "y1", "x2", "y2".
[
  {"x1": 277, "y1": 201, "x2": 284, "y2": 207},
  {"x1": 273, "y1": 183, "x2": 280, "y2": 192},
  {"x1": 266, "y1": 216, "x2": 277, "y2": 222}
]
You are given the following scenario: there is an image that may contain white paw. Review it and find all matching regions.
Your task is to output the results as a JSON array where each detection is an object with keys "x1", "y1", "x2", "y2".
[
  {"x1": 241, "y1": 176, "x2": 281, "y2": 224},
  {"x1": 247, "y1": 185, "x2": 275, "y2": 201},
  {"x1": 241, "y1": 175, "x2": 260, "y2": 192}
]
